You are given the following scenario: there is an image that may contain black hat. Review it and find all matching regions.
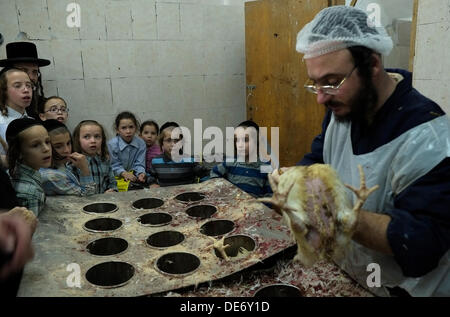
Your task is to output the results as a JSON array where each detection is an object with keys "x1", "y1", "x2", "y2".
[
  {"x1": 160, "y1": 121, "x2": 180, "y2": 133},
  {"x1": 0, "y1": 42, "x2": 51, "y2": 67},
  {"x1": 5, "y1": 118, "x2": 42, "y2": 144},
  {"x1": 42, "y1": 119, "x2": 66, "y2": 132}
]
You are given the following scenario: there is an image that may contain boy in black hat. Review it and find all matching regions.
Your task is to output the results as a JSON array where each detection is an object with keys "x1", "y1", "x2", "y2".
[{"x1": 0, "y1": 42, "x2": 51, "y2": 120}]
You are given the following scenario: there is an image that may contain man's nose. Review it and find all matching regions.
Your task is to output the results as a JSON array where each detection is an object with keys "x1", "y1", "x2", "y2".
[{"x1": 316, "y1": 90, "x2": 333, "y2": 105}]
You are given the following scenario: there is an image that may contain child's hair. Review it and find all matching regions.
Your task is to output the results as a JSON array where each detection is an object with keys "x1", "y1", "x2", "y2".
[
  {"x1": 235, "y1": 120, "x2": 260, "y2": 158},
  {"x1": 114, "y1": 111, "x2": 139, "y2": 134},
  {"x1": 72, "y1": 120, "x2": 109, "y2": 161},
  {"x1": 38, "y1": 96, "x2": 67, "y2": 114},
  {"x1": 140, "y1": 120, "x2": 159, "y2": 135},
  {"x1": 6, "y1": 119, "x2": 44, "y2": 176},
  {"x1": 42, "y1": 119, "x2": 72, "y2": 168},
  {"x1": 0, "y1": 67, "x2": 30, "y2": 116},
  {"x1": 158, "y1": 122, "x2": 182, "y2": 148}
]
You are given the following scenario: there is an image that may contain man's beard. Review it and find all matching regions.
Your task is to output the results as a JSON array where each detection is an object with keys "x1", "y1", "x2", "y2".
[{"x1": 326, "y1": 79, "x2": 378, "y2": 126}]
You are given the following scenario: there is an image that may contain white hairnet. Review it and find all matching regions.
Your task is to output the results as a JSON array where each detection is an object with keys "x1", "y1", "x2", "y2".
[{"x1": 296, "y1": 5, "x2": 393, "y2": 59}]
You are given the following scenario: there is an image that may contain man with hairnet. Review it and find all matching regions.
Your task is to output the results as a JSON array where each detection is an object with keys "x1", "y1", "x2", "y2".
[{"x1": 274, "y1": 6, "x2": 449, "y2": 296}]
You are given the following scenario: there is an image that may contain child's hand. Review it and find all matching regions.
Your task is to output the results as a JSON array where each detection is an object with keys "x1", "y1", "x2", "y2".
[
  {"x1": 104, "y1": 189, "x2": 116, "y2": 193},
  {"x1": 121, "y1": 172, "x2": 136, "y2": 182},
  {"x1": 149, "y1": 184, "x2": 160, "y2": 189},
  {"x1": 68, "y1": 152, "x2": 90, "y2": 176},
  {"x1": 137, "y1": 173, "x2": 146, "y2": 183}
]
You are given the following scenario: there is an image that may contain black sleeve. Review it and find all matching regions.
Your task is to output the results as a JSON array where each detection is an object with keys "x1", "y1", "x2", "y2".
[
  {"x1": 0, "y1": 167, "x2": 19, "y2": 210},
  {"x1": 298, "y1": 110, "x2": 332, "y2": 166},
  {"x1": 385, "y1": 157, "x2": 450, "y2": 277}
]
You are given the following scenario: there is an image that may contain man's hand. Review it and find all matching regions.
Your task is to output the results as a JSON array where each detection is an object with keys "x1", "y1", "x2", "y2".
[{"x1": 0, "y1": 212, "x2": 34, "y2": 280}]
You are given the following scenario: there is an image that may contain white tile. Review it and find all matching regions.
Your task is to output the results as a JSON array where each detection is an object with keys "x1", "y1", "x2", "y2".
[
  {"x1": 157, "y1": 2, "x2": 181, "y2": 40},
  {"x1": 84, "y1": 78, "x2": 113, "y2": 117},
  {"x1": 223, "y1": 41, "x2": 245, "y2": 75},
  {"x1": 57, "y1": 79, "x2": 86, "y2": 129},
  {"x1": 111, "y1": 77, "x2": 162, "y2": 115},
  {"x1": 16, "y1": 0, "x2": 51, "y2": 40},
  {"x1": 0, "y1": 0, "x2": 20, "y2": 44},
  {"x1": 78, "y1": 0, "x2": 107, "y2": 40},
  {"x1": 205, "y1": 75, "x2": 226, "y2": 109},
  {"x1": 180, "y1": 4, "x2": 205, "y2": 40},
  {"x1": 51, "y1": 40, "x2": 83, "y2": 80},
  {"x1": 131, "y1": 0, "x2": 157, "y2": 40},
  {"x1": 107, "y1": 41, "x2": 135, "y2": 78},
  {"x1": 158, "y1": 41, "x2": 185, "y2": 76},
  {"x1": 204, "y1": 5, "x2": 244, "y2": 41},
  {"x1": 47, "y1": 0, "x2": 80, "y2": 39},
  {"x1": 203, "y1": 41, "x2": 226, "y2": 75},
  {"x1": 159, "y1": 76, "x2": 184, "y2": 112},
  {"x1": 81, "y1": 40, "x2": 110, "y2": 79},
  {"x1": 32, "y1": 40, "x2": 56, "y2": 81},
  {"x1": 182, "y1": 76, "x2": 206, "y2": 109},
  {"x1": 42, "y1": 80, "x2": 58, "y2": 97},
  {"x1": 417, "y1": 0, "x2": 448, "y2": 25},
  {"x1": 413, "y1": 23, "x2": 443, "y2": 80},
  {"x1": 105, "y1": 1, "x2": 133, "y2": 40},
  {"x1": 134, "y1": 41, "x2": 160, "y2": 76}
]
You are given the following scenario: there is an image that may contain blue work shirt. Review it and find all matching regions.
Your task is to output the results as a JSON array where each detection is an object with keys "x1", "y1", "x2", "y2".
[{"x1": 108, "y1": 135, "x2": 146, "y2": 177}]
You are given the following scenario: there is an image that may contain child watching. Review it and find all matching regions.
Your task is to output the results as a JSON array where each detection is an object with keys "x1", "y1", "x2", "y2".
[
  {"x1": 107, "y1": 111, "x2": 146, "y2": 184},
  {"x1": 149, "y1": 122, "x2": 207, "y2": 187},
  {"x1": 5, "y1": 118, "x2": 51, "y2": 216},
  {"x1": 209, "y1": 120, "x2": 272, "y2": 198},
  {"x1": 140, "y1": 120, "x2": 162, "y2": 172},
  {"x1": 72, "y1": 120, "x2": 117, "y2": 193},
  {"x1": 38, "y1": 96, "x2": 69, "y2": 124},
  {"x1": 0, "y1": 68, "x2": 33, "y2": 155},
  {"x1": 40, "y1": 119, "x2": 96, "y2": 196}
]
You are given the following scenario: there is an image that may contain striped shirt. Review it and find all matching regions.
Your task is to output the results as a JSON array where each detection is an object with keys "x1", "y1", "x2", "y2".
[
  {"x1": 40, "y1": 164, "x2": 97, "y2": 196},
  {"x1": 11, "y1": 163, "x2": 45, "y2": 216},
  {"x1": 73, "y1": 155, "x2": 117, "y2": 193},
  {"x1": 209, "y1": 160, "x2": 272, "y2": 198},
  {"x1": 149, "y1": 153, "x2": 208, "y2": 187}
]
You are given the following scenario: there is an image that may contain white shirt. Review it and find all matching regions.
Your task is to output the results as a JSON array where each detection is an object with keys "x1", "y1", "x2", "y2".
[{"x1": 0, "y1": 107, "x2": 33, "y2": 154}]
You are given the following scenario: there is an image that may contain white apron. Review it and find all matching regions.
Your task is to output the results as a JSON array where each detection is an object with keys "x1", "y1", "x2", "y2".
[{"x1": 323, "y1": 114, "x2": 450, "y2": 296}]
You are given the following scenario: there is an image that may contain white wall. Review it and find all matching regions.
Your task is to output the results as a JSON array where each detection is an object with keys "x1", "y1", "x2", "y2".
[
  {"x1": 0, "y1": 0, "x2": 248, "y2": 141},
  {"x1": 412, "y1": 0, "x2": 450, "y2": 114}
]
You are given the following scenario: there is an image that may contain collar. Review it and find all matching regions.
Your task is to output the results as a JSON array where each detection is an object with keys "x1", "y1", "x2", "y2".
[
  {"x1": 7, "y1": 106, "x2": 31, "y2": 119},
  {"x1": 17, "y1": 162, "x2": 41, "y2": 182},
  {"x1": 118, "y1": 135, "x2": 139, "y2": 151}
]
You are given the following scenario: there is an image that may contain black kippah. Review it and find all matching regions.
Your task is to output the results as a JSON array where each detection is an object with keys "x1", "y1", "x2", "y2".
[
  {"x1": 160, "y1": 121, "x2": 180, "y2": 133},
  {"x1": 41, "y1": 119, "x2": 66, "y2": 132},
  {"x1": 5, "y1": 118, "x2": 42, "y2": 143}
]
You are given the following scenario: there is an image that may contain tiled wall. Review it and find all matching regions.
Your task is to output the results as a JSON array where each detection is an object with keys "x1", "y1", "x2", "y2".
[
  {"x1": 413, "y1": 0, "x2": 450, "y2": 114},
  {"x1": 0, "y1": 0, "x2": 248, "y2": 142}
]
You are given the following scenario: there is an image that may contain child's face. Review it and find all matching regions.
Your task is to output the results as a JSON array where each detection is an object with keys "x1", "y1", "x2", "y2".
[
  {"x1": 140, "y1": 124, "x2": 158, "y2": 147},
  {"x1": 234, "y1": 127, "x2": 257, "y2": 161},
  {"x1": 79, "y1": 124, "x2": 103, "y2": 157},
  {"x1": 161, "y1": 128, "x2": 181, "y2": 158},
  {"x1": 20, "y1": 125, "x2": 52, "y2": 170},
  {"x1": 39, "y1": 98, "x2": 68, "y2": 124},
  {"x1": 51, "y1": 132, "x2": 72, "y2": 164},
  {"x1": 6, "y1": 71, "x2": 32, "y2": 113},
  {"x1": 117, "y1": 119, "x2": 136, "y2": 144}
]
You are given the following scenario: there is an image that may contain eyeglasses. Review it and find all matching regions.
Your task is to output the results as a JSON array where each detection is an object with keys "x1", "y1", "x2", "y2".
[
  {"x1": 304, "y1": 66, "x2": 356, "y2": 95},
  {"x1": 163, "y1": 138, "x2": 180, "y2": 144},
  {"x1": 45, "y1": 106, "x2": 69, "y2": 114}
]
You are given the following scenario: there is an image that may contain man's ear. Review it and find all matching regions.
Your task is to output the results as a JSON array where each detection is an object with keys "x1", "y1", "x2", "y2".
[{"x1": 370, "y1": 53, "x2": 383, "y2": 77}]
